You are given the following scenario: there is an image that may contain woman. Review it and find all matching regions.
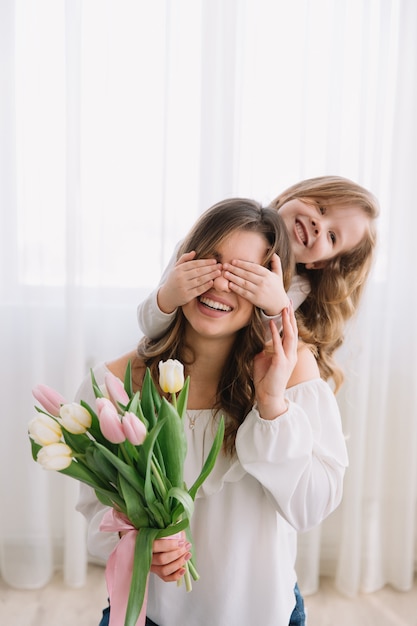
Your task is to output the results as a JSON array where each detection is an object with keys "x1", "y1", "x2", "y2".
[{"x1": 76, "y1": 198, "x2": 348, "y2": 626}]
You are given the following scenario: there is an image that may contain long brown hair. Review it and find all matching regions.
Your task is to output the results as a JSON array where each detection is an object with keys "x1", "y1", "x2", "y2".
[
  {"x1": 271, "y1": 175, "x2": 379, "y2": 390},
  {"x1": 134, "y1": 198, "x2": 294, "y2": 454}
]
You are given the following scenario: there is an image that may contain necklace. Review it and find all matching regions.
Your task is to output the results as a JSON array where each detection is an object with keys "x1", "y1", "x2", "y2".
[{"x1": 186, "y1": 409, "x2": 205, "y2": 430}]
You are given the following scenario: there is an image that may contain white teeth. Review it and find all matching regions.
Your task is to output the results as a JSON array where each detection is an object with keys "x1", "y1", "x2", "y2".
[
  {"x1": 295, "y1": 221, "x2": 307, "y2": 244},
  {"x1": 200, "y1": 297, "x2": 232, "y2": 312}
]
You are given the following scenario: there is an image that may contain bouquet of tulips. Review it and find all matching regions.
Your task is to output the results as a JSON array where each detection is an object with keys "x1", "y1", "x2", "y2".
[{"x1": 28, "y1": 359, "x2": 224, "y2": 626}]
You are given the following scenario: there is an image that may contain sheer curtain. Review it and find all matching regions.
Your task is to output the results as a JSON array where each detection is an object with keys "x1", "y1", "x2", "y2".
[{"x1": 1, "y1": 0, "x2": 416, "y2": 598}]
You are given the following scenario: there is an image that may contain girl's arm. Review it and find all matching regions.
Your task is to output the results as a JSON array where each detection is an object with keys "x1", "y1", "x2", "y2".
[
  {"x1": 137, "y1": 242, "x2": 222, "y2": 339},
  {"x1": 137, "y1": 244, "x2": 180, "y2": 339}
]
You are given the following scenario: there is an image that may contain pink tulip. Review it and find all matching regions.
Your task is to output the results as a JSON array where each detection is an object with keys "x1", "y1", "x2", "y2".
[
  {"x1": 104, "y1": 372, "x2": 129, "y2": 408},
  {"x1": 96, "y1": 397, "x2": 126, "y2": 443},
  {"x1": 122, "y1": 412, "x2": 147, "y2": 446},
  {"x1": 33, "y1": 384, "x2": 66, "y2": 417}
]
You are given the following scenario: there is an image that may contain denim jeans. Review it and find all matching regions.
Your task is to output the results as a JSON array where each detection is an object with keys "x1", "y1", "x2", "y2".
[
  {"x1": 98, "y1": 584, "x2": 305, "y2": 626},
  {"x1": 98, "y1": 606, "x2": 157, "y2": 626},
  {"x1": 289, "y1": 583, "x2": 306, "y2": 626}
]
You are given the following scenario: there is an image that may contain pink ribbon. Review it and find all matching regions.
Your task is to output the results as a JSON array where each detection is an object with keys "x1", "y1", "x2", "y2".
[{"x1": 100, "y1": 509, "x2": 148, "y2": 626}]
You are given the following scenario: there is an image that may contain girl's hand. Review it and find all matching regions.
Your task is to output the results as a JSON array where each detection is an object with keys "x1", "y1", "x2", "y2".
[
  {"x1": 222, "y1": 253, "x2": 289, "y2": 316},
  {"x1": 157, "y1": 251, "x2": 222, "y2": 314},
  {"x1": 150, "y1": 535, "x2": 193, "y2": 582},
  {"x1": 253, "y1": 303, "x2": 298, "y2": 420}
]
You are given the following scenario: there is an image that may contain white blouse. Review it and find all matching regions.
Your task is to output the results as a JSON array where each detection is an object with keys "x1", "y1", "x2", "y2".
[{"x1": 76, "y1": 363, "x2": 348, "y2": 626}]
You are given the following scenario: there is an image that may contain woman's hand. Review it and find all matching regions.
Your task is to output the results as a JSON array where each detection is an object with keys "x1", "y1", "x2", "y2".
[
  {"x1": 150, "y1": 535, "x2": 193, "y2": 582},
  {"x1": 157, "y1": 251, "x2": 222, "y2": 314},
  {"x1": 222, "y1": 253, "x2": 290, "y2": 316},
  {"x1": 253, "y1": 303, "x2": 298, "y2": 420}
]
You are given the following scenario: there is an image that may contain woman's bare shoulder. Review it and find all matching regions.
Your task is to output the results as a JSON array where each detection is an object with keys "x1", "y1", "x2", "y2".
[
  {"x1": 287, "y1": 341, "x2": 320, "y2": 388},
  {"x1": 105, "y1": 350, "x2": 141, "y2": 379}
]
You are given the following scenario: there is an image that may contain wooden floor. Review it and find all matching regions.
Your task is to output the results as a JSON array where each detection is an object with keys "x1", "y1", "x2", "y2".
[{"x1": 1, "y1": 564, "x2": 416, "y2": 625}]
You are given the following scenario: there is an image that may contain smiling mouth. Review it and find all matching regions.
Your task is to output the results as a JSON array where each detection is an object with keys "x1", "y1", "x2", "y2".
[
  {"x1": 295, "y1": 220, "x2": 307, "y2": 245},
  {"x1": 199, "y1": 296, "x2": 232, "y2": 312}
]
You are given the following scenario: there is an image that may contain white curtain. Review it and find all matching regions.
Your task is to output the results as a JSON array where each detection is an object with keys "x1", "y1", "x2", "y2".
[{"x1": 1, "y1": 0, "x2": 416, "y2": 599}]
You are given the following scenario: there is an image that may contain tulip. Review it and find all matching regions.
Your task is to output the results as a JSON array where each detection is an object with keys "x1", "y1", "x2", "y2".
[
  {"x1": 28, "y1": 414, "x2": 63, "y2": 446},
  {"x1": 158, "y1": 359, "x2": 184, "y2": 394},
  {"x1": 37, "y1": 442, "x2": 73, "y2": 470},
  {"x1": 32, "y1": 384, "x2": 66, "y2": 417},
  {"x1": 96, "y1": 397, "x2": 126, "y2": 443},
  {"x1": 105, "y1": 372, "x2": 129, "y2": 408},
  {"x1": 59, "y1": 402, "x2": 92, "y2": 434},
  {"x1": 122, "y1": 412, "x2": 147, "y2": 446}
]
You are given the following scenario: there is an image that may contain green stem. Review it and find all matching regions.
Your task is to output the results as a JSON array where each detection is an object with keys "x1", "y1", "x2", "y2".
[
  {"x1": 171, "y1": 393, "x2": 177, "y2": 410},
  {"x1": 119, "y1": 442, "x2": 134, "y2": 467},
  {"x1": 151, "y1": 457, "x2": 167, "y2": 498},
  {"x1": 183, "y1": 561, "x2": 193, "y2": 591},
  {"x1": 187, "y1": 557, "x2": 200, "y2": 581}
]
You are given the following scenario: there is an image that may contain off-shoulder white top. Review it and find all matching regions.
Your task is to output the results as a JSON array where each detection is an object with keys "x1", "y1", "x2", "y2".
[{"x1": 76, "y1": 363, "x2": 348, "y2": 626}]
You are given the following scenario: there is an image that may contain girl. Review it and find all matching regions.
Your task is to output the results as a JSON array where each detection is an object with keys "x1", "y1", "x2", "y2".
[
  {"x1": 137, "y1": 176, "x2": 379, "y2": 390},
  {"x1": 76, "y1": 199, "x2": 349, "y2": 626}
]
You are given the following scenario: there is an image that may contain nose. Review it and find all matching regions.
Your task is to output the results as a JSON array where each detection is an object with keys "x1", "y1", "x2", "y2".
[
  {"x1": 212, "y1": 270, "x2": 231, "y2": 292},
  {"x1": 311, "y1": 218, "x2": 321, "y2": 236}
]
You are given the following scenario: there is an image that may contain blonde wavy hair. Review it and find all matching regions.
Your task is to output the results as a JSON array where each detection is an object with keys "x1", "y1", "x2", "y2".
[
  {"x1": 134, "y1": 198, "x2": 294, "y2": 455},
  {"x1": 270, "y1": 175, "x2": 379, "y2": 391}
]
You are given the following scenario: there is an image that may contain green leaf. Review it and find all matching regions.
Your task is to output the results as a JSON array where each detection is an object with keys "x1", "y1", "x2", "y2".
[
  {"x1": 156, "y1": 517, "x2": 189, "y2": 538},
  {"x1": 94, "y1": 488, "x2": 126, "y2": 513},
  {"x1": 124, "y1": 528, "x2": 160, "y2": 626},
  {"x1": 140, "y1": 368, "x2": 158, "y2": 429},
  {"x1": 167, "y1": 486, "x2": 194, "y2": 521},
  {"x1": 93, "y1": 442, "x2": 145, "y2": 495},
  {"x1": 188, "y1": 416, "x2": 225, "y2": 500},
  {"x1": 118, "y1": 474, "x2": 150, "y2": 528},
  {"x1": 142, "y1": 417, "x2": 169, "y2": 505},
  {"x1": 123, "y1": 360, "x2": 133, "y2": 398},
  {"x1": 146, "y1": 500, "x2": 168, "y2": 528},
  {"x1": 156, "y1": 398, "x2": 187, "y2": 489},
  {"x1": 79, "y1": 400, "x2": 111, "y2": 448},
  {"x1": 90, "y1": 368, "x2": 104, "y2": 399},
  {"x1": 60, "y1": 457, "x2": 108, "y2": 487},
  {"x1": 176, "y1": 376, "x2": 190, "y2": 420},
  {"x1": 29, "y1": 437, "x2": 42, "y2": 462},
  {"x1": 85, "y1": 446, "x2": 118, "y2": 486},
  {"x1": 61, "y1": 429, "x2": 90, "y2": 455}
]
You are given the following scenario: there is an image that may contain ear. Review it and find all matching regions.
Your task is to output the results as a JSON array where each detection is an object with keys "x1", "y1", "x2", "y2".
[{"x1": 305, "y1": 260, "x2": 327, "y2": 270}]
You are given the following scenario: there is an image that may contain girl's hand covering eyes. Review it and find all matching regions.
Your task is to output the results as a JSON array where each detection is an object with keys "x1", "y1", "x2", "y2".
[
  {"x1": 222, "y1": 253, "x2": 290, "y2": 316},
  {"x1": 253, "y1": 303, "x2": 298, "y2": 421},
  {"x1": 157, "y1": 251, "x2": 222, "y2": 314}
]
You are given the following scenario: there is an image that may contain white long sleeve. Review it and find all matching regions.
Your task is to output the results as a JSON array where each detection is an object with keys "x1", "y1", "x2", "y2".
[{"x1": 136, "y1": 243, "x2": 180, "y2": 339}]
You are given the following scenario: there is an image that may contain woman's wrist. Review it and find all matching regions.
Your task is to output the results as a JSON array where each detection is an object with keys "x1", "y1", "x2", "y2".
[{"x1": 257, "y1": 399, "x2": 289, "y2": 421}]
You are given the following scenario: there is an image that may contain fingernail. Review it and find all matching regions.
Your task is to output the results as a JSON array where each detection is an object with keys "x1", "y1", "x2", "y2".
[{"x1": 184, "y1": 552, "x2": 192, "y2": 561}]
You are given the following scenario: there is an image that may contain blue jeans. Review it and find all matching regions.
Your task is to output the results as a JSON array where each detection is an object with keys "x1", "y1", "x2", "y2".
[
  {"x1": 98, "y1": 607, "x2": 157, "y2": 626},
  {"x1": 289, "y1": 583, "x2": 306, "y2": 625},
  {"x1": 98, "y1": 584, "x2": 305, "y2": 625}
]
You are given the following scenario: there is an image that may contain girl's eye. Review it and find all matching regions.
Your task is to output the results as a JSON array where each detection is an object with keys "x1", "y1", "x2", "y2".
[
  {"x1": 329, "y1": 232, "x2": 336, "y2": 244},
  {"x1": 319, "y1": 206, "x2": 326, "y2": 214}
]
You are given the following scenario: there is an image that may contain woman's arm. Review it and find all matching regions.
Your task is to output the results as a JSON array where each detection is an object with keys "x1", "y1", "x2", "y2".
[{"x1": 236, "y1": 308, "x2": 348, "y2": 532}]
